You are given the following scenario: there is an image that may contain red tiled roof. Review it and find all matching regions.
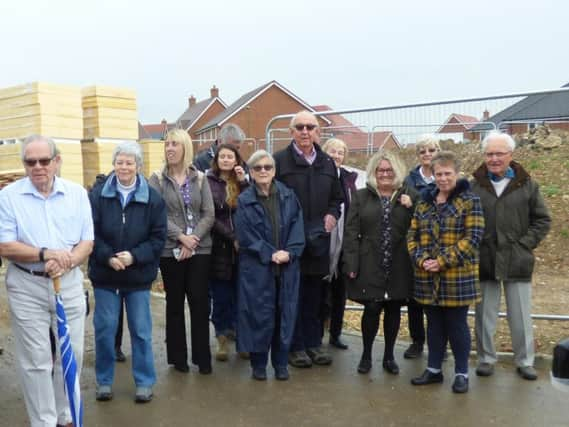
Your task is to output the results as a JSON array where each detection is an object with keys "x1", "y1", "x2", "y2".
[
  {"x1": 437, "y1": 113, "x2": 479, "y2": 133},
  {"x1": 312, "y1": 105, "x2": 361, "y2": 131},
  {"x1": 324, "y1": 130, "x2": 400, "y2": 151}
]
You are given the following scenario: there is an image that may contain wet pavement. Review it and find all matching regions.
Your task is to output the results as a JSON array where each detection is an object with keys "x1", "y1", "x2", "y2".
[{"x1": 0, "y1": 289, "x2": 566, "y2": 427}]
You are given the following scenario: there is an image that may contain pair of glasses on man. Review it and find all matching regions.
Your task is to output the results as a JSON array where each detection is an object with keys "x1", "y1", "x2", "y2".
[
  {"x1": 419, "y1": 148, "x2": 437, "y2": 155},
  {"x1": 294, "y1": 123, "x2": 317, "y2": 131},
  {"x1": 23, "y1": 157, "x2": 54, "y2": 167},
  {"x1": 252, "y1": 164, "x2": 274, "y2": 172}
]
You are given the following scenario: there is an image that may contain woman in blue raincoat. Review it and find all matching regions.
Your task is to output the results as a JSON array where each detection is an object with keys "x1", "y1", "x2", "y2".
[{"x1": 235, "y1": 150, "x2": 305, "y2": 381}]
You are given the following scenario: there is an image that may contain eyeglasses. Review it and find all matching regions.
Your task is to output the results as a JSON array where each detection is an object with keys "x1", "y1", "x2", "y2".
[
  {"x1": 376, "y1": 168, "x2": 394, "y2": 175},
  {"x1": 419, "y1": 148, "x2": 437, "y2": 155},
  {"x1": 293, "y1": 123, "x2": 317, "y2": 131},
  {"x1": 23, "y1": 157, "x2": 54, "y2": 167},
  {"x1": 252, "y1": 164, "x2": 274, "y2": 172},
  {"x1": 485, "y1": 151, "x2": 510, "y2": 159}
]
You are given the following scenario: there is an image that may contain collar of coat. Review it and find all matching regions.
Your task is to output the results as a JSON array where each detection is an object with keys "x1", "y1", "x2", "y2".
[
  {"x1": 472, "y1": 160, "x2": 530, "y2": 196},
  {"x1": 160, "y1": 163, "x2": 201, "y2": 183},
  {"x1": 287, "y1": 140, "x2": 332, "y2": 168},
  {"x1": 240, "y1": 180, "x2": 292, "y2": 206},
  {"x1": 101, "y1": 173, "x2": 149, "y2": 204},
  {"x1": 421, "y1": 178, "x2": 471, "y2": 204}
]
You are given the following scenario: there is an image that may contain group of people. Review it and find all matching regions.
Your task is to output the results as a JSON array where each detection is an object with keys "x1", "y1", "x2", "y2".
[{"x1": 0, "y1": 109, "x2": 551, "y2": 425}]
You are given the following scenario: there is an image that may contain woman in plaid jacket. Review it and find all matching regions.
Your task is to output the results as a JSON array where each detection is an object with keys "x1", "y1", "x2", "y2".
[{"x1": 407, "y1": 151, "x2": 484, "y2": 394}]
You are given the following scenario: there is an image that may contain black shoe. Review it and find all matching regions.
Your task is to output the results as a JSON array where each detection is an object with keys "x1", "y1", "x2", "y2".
[
  {"x1": 357, "y1": 358, "x2": 372, "y2": 374},
  {"x1": 199, "y1": 365, "x2": 213, "y2": 375},
  {"x1": 95, "y1": 385, "x2": 113, "y2": 402},
  {"x1": 382, "y1": 359, "x2": 400, "y2": 375},
  {"x1": 411, "y1": 369, "x2": 444, "y2": 386},
  {"x1": 404, "y1": 342, "x2": 424, "y2": 359},
  {"x1": 329, "y1": 336, "x2": 349, "y2": 350},
  {"x1": 452, "y1": 375, "x2": 469, "y2": 393},
  {"x1": 252, "y1": 367, "x2": 267, "y2": 381},
  {"x1": 173, "y1": 363, "x2": 189, "y2": 373},
  {"x1": 115, "y1": 347, "x2": 126, "y2": 363},
  {"x1": 274, "y1": 366, "x2": 289, "y2": 381},
  {"x1": 306, "y1": 347, "x2": 333, "y2": 366}
]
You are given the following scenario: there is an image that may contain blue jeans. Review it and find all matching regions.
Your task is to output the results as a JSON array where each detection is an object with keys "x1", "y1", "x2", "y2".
[
  {"x1": 424, "y1": 305, "x2": 470, "y2": 374},
  {"x1": 94, "y1": 288, "x2": 156, "y2": 387},
  {"x1": 210, "y1": 278, "x2": 236, "y2": 337}
]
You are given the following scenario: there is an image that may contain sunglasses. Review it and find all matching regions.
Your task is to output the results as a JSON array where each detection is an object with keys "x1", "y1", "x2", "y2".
[
  {"x1": 293, "y1": 123, "x2": 317, "y2": 131},
  {"x1": 252, "y1": 164, "x2": 274, "y2": 172},
  {"x1": 23, "y1": 157, "x2": 54, "y2": 167},
  {"x1": 419, "y1": 148, "x2": 437, "y2": 155}
]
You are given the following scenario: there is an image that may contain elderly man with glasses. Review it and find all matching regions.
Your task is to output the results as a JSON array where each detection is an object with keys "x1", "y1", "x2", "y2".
[
  {"x1": 0, "y1": 134, "x2": 94, "y2": 427},
  {"x1": 273, "y1": 110, "x2": 344, "y2": 368},
  {"x1": 472, "y1": 131, "x2": 551, "y2": 381}
]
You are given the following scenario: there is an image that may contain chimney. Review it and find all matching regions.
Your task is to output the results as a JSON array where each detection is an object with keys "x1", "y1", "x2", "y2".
[
  {"x1": 482, "y1": 109, "x2": 490, "y2": 121},
  {"x1": 210, "y1": 85, "x2": 219, "y2": 98},
  {"x1": 189, "y1": 95, "x2": 196, "y2": 107},
  {"x1": 161, "y1": 118, "x2": 167, "y2": 125}
]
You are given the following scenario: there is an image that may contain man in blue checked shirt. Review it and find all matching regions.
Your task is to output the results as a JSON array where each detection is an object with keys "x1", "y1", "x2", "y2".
[{"x1": 0, "y1": 134, "x2": 94, "y2": 427}]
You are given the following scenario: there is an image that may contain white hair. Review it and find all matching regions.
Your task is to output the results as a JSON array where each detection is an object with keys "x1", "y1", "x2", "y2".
[{"x1": 481, "y1": 131, "x2": 516, "y2": 152}]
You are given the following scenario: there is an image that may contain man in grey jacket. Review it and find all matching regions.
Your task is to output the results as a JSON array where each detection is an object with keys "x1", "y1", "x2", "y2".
[{"x1": 472, "y1": 131, "x2": 551, "y2": 381}]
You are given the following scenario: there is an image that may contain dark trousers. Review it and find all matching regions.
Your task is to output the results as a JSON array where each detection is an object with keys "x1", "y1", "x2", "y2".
[
  {"x1": 160, "y1": 255, "x2": 211, "y2": 369},
  {"x1": 424, "y1": 305, "x2": 470, "y2": 374},
  {"x1": 291, "y1": 275, "x2": 324, "y2": 352},
  {"x1": 250, "y1": 279, "x2": 288, "y2": 369},
  {"x1": 115, "y1": 296, "x2": 125, "y2": 349},
  {"x1": 361, "y1": 300, "x2": 402, "y2": 361},
  {"x1": 407, "y1": 299, "x2": 426, "y2": 345},
  {"x1": 210, "y1": 278, "x2": 237, "y2": 337},
  {"x1": 320, "y1": 274, "x2": 347, "y2": 339}
]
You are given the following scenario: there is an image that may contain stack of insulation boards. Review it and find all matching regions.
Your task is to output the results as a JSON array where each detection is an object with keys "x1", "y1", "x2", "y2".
[
  {"x1": 82, "y1": 86, "x2": 138, "y2": 140},
  {"x1": 0, "y1": 82, "x2": 84, "y2": 185},
  {"x1": 139, "y1": 139, "x2": 164, "y2": 177},
  {"x1": 81, "y1": 86, "x2": 138, "y2": 186}
]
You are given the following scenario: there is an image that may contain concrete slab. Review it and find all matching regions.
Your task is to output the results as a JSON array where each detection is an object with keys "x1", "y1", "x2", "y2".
[{"x1": 0, "y1": 291, "x2": 566, "y2": 427}]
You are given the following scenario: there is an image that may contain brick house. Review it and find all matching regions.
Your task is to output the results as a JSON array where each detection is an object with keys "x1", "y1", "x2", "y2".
[
  {"x1": 437, "y1": 113, "x2": 483, "y2": 142},
  {"x1": 193, "y1": 80, "x2": 330, "y2": 154}
]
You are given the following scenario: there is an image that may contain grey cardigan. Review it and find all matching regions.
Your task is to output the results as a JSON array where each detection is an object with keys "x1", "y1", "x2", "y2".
[{"x1": 149, "y1": 165, "x2": 215, "y2": 257}]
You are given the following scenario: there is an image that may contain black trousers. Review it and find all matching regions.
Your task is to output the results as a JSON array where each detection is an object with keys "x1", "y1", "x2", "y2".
[
  {"x1": 407, "y1": 299, "x2": 426, "y2": 345},
  {"x1": 320, "y1": 274, "x2": 347, "y2": 339},
  {"x1": 160, "y1": 255, "x2": 211, "y2": 369},
  {"x1": 291, "y1": 275, "x2": 324, "y2": 351},
  {"x1": 361, "y1": 300, "x2": 402, "y2": 361},
  {"x1": 115, "y1": 296, "x2": 125, "y2": 349}
]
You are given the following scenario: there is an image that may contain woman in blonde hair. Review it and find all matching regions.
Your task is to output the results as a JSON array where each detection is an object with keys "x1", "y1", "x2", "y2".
[
  {"x1": 206, "y1": 143, "x2": 249, "y2": 361},
  {"x1": 343, "y1": 150, "x2": 418, "y2": 375},
  {"x1": 149, "y1": 129, "x2": 215, "y2": 374}
]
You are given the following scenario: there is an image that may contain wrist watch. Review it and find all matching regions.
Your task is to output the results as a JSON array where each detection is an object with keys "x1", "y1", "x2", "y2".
[{"x1": 39, "y1": 247, "x2": 47, "y2": 262}]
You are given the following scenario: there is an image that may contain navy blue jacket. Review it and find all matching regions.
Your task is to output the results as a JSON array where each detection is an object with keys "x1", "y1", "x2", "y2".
[
  {"x1": 88, "y1": 173, "x2": 167, "y2": 290},
  {"x1": 234, "y1": 181, "x2": 305, "y2": 352},
  {"x1": 404, "y1": 165, "x2": 437, "y2": 197}
]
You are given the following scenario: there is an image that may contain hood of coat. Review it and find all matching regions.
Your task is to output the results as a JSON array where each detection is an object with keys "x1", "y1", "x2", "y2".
[
  {"x1": 472, "y1": 160, "x2": 530, "y2": 194},
  {"x1": 422, "y1": 177, "x2": 471, "y2": 204},
  {"x1": 101, "y1": 172, "x2": 150, "y2": 204}
]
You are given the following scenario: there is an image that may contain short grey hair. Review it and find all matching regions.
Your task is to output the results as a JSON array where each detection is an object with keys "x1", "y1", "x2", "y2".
[
  {"x1": 431, "y1": 150, "x2": 461, "y2": 173},
  {"x1": 247, "y1": 149, "x2": 275, "y2": 169},
  {"x1": 365, "y1": 149, "x2": 407, "y2": 190},
  {"x1": 481, "y1": 131, "x2": 516, "y2": 152},
  {"x1": 219, "y1": 123, "x2": 245, "y2": 144},
  {"x1": 289, "y1": 110, "x2": 318, "y2": 128},
  {"x1": 21, "y1": 134, "x2": 57, "y2": 160},
  {"x1": 415, "y1": 134, "x2": 441, "y2": 155},
  {"x1": 112, "y1": 141, "x2": 144, "y2": 169}
]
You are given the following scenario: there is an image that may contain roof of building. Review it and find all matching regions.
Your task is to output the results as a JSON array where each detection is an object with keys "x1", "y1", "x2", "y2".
[
  {"x1": 141, "y1": 121, "x2": 171, "y2": 140},
  {"x1": 176, "y1": 96, "x2": 227, "y2": 130},
  {"x1": 138, "y1": 122, "x2": 152, "y2": 140},
  {"x1": 471, "y1": 82, "x2": 569, "y2": 131},
  {"x1": 196, "y1": 80, "x2": 329, "y2": 133},
  {"x1": 323, "y1": 129, "x2": 401, "y2": 151},
  {"x1": 437, "y1": 113, "x2": 480, "y2": 133}
]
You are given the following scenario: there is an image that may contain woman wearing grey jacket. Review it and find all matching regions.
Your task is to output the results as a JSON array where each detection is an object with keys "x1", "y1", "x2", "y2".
[{"x1": 149, "y1": 129, "x2": 215, "y2": 374}]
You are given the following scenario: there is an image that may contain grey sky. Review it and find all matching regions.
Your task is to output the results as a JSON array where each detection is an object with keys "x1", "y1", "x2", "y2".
[{"x1": 1, "y1": 0, "x2": 566, "y2": 124}]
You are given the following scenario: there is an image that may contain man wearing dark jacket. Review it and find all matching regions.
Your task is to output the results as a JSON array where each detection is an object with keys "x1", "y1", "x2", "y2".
[
  {"x1": 472, "y1": 132, "x2": 551, "y2": 381},
  {"x1": 274, "y1": 111, "x2": 344, "y2": 368},
  {"x1": 193, "y1": 123, "x2": 246, "y2": 172}
]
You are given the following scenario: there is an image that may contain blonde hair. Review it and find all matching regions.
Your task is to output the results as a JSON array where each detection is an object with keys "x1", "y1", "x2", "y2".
[
  {"x1": 415, "y1": 134, "x2": 441, "y2": 155},
  {"x1": 322, "y1": 138, "x2": 349, "y2": 161},
  {"x1": 165, "y1": 129, "x2": 193, "y2": 171},
  {"x1": 366, "y1": 149, "x2": 407, "y2": 191}
]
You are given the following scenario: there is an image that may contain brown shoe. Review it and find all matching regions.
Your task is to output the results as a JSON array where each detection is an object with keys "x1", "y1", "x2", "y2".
[{"x1": 215, "y1": 335, "x2": 228, "y2": 361}]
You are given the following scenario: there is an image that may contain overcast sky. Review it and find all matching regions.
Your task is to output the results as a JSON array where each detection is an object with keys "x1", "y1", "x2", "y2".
[{"x1": 1, "y1": 0, "x2": 566, "y2": 123}]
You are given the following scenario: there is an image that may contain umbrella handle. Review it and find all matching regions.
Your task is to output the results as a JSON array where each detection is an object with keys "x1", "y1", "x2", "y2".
[{"x1": 53, "y1": 276, "x2": 61, "y2": 294}]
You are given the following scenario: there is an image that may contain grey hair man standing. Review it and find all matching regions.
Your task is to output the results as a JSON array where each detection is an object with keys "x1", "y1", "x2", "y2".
[{"x1": 472, "y1": 131, "x2": 551, "y2": 381}]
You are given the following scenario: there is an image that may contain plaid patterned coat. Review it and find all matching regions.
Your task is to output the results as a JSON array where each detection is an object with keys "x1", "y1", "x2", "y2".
[{"x1": 407, "y1": 179, "x2": 484, "y2": 307}]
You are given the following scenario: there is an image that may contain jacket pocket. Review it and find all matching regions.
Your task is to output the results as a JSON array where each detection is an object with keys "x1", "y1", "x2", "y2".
[{"x1": 507, "y1": 242, "x2": 535, "y2": 279}]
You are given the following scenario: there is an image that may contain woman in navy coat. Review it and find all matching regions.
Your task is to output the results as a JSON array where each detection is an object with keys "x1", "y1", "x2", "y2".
[{"x1": 235, "y1": 150, "x2": 305, "y2": 381}]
